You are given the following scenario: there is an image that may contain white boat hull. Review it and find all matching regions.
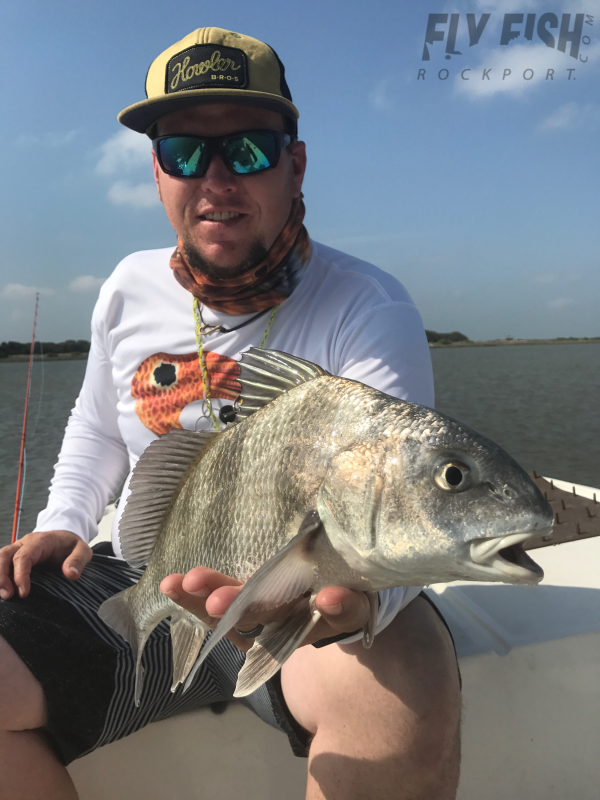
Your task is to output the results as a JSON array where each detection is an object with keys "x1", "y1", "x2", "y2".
[{"x1": 70, "y1": 479, "x2": 600, "y2": 799}]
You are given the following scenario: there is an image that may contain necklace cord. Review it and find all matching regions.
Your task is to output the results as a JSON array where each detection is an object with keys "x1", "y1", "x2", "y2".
[{"x1": 193, "y1": 299, "x2": 279, "y2": 430}]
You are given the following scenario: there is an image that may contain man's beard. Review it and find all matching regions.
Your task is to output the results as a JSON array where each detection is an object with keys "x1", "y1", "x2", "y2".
[{"x1": 182, "y1": 239, "x2": 269, "y2": 280}]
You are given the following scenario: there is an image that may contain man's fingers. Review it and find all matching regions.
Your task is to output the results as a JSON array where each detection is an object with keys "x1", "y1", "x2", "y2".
[
  {"x1": 160, "y1": 570, "x2": 372, "y2": 654},
  {"x1": 62, "y1": 537, "x2": 92, "y2": 581},
  {"x1": 12, "y1": 543, "x2": 43, "y2": 598},
  {"x1": 160, "y1": 573, "x2": 185, "y2": 599},
  {"x1": 203, "y1": 585, "x2": 243, "y2": 620},
  {"x1": 0, "y1": 545, "x2": 19, "y2": 599},
  {"x1": 314, "y1": 587, "x2": 371, "y2": 633},
  {"x1": 160, "y1": 568, "x2": 243, "y2": 625},
  {"x1": 181, "y1": 567, "x2": 242, "y2": 596}
]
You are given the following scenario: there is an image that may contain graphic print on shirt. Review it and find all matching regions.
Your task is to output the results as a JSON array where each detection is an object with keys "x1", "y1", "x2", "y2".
[{"x1": 131, "y1": 351, "x2": 239, "y2": 435}]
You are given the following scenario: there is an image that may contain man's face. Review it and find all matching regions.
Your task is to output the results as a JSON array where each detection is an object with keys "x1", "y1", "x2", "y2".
[{"x1": 152, "y1": 104, "x2": 306, "y2": 276}]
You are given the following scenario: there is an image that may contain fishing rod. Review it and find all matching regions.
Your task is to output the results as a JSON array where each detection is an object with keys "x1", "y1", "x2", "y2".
[{"x1": 11, "y1": 293, "x2": 39, "y2": 544}]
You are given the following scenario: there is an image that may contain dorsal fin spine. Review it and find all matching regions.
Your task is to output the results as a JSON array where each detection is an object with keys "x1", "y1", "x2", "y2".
[{"x1": 236, "y1": 348, "x2": 330, "y2": 420}]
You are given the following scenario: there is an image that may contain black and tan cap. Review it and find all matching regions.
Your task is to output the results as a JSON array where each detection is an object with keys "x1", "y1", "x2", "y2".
[{"x1": 119, "y1": 27, "x2": 299, "y2": 134}]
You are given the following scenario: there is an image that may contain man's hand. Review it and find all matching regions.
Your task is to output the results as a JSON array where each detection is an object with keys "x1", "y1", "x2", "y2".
[
  {"x1": 160, "y1": 567, "x2": 371, "y2": 652},
  {"x1": 0, "y1": 531, "x2": 92, "y2": 600}
]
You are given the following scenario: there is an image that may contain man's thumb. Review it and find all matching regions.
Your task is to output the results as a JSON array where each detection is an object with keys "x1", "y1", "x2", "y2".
[{"x1": 63, "y1": 537, "x2": 92, "y2": 580}]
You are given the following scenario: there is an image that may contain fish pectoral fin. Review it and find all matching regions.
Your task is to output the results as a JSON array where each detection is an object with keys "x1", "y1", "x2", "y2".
[
  {"x1": 362, "y1": 590, "x2": 379, "y2": 649},
  {"x1": 170, "y1": 611, "x2": 210, "y2": 693},
  {"x1": 234, "y1": 596, "x2": 322, "y2": 698},
  {"x1": 182, "y1": 511, "x2": 325, "y2": 692}
]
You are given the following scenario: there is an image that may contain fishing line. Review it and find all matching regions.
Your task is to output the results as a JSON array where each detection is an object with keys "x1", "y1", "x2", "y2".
[{"x1": 29, "y1": 339, "x2": 45, "y2": 439}]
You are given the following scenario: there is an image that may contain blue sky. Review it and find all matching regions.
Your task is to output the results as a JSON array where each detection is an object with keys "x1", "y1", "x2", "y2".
[{"x1": 1, "y1": 0, "x2": 598, "y2": 341}]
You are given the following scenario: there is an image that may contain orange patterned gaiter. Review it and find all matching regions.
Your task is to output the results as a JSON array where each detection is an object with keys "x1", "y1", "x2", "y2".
[{"x1": 169, "y1": 196, "x2": 310, "y2": 314}]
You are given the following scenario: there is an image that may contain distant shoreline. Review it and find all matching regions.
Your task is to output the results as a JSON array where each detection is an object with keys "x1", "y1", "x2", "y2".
[
  {"x1": 1, "y1": 339, "x2": 599, "y2": 363},
  {"x1": 0, "y1": 353, "x2": 89, "y2": 363},
  {"x1": 429, "y1": 338, "x2": 600, "y2": 348}
]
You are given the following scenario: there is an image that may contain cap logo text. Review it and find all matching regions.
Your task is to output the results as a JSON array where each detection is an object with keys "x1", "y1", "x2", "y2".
[{"x1": 166, "y1": 45, "x2": 248, "y2": 93}]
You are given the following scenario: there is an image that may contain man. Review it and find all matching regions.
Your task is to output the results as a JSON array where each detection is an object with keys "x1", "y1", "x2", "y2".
[{"x1": 0, "y1": 28, "x2": 461, "y2": 800}]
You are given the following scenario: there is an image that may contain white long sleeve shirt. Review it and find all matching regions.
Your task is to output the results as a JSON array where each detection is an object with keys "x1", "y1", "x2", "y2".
[{"x1": 35, "y1": 239, "x2": 434, "y2": 640}]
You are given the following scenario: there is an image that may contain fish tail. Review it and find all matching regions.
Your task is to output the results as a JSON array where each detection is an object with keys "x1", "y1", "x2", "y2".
[
  {"x1": 169, "y1": 610, "x2": 209, "y2": 693},
  {"x1": 98, "y1": 585, "x2": 171, "y2": 706}
]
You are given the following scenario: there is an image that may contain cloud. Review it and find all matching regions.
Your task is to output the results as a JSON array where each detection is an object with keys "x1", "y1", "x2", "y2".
[
  {"x1": 17, "y1": 130, "x2": 78, "y2": 147},
  {"x1": 452, "y1": 24, "x2": 600, "y2": 100},
  {"x1": 68, "y1": 275, "x2": 105, "y2": 292},
  {"x1": 96, "y1": 129, "x2": 152, "y2": 176},
  {"x1": 548, "y1": 297, "x2": 576, "y2": 309},
  {"x1": 456, "y1": 41, "x2": 573, "y2": 98},
  {"x1": 369, "y1": 79, "x2": 394, "y2": 112},
  {"x1": 530, "y1": 272, "x2": 558, "y2": 284},
  {"x1": 107, "y1": 181, "x2": 160, "y2": 208},
  {"x1": 0, "y1": 284, "x2": 54, "y2": 299},
  {"x1": 538, "y1": 101, "x2": 600, "y2": 131},
  {"x1": 472, "y1": 0, "x2": 539, "y2": 11},
  {"x1": 472, "y1": 0, "x2": 600, "y2": 12}
]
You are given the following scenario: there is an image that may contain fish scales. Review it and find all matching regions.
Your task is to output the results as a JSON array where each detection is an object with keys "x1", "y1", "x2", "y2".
[
  {"x1": 146, "y1": 377, "x2": 387, "y2": 584},
  {"x1": 98, "y1": 348, "x2": 552, "y2": 701}
]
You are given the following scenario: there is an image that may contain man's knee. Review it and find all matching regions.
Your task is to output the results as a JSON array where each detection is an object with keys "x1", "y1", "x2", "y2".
[
  {"x1": 0, "y1": 635, "x2": 47, "y2": 731},
  {"x1": 282, "y1": 595, "x2": 461, "y2": 754}
]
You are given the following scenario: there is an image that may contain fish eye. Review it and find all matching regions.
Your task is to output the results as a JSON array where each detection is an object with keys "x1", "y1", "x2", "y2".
[{"x1": 433, "y1": 460, "x2": 471, "y2": 492}]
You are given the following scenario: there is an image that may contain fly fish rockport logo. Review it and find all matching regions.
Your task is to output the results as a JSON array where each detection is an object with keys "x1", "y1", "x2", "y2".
[
  {"x1": 418, "y1": 12, "x2": 594, "y2": 83},
  {"x1": 166, "y1": 45, "x2": 249, "y2": 93}
]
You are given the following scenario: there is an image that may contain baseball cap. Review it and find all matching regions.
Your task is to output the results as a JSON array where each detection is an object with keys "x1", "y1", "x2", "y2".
[{"x1": 118, "y1": 27, "x2": 299, "y2": 134}]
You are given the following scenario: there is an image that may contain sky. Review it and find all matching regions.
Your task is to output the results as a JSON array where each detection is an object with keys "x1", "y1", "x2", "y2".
[{"x1": 0, "y1": 0, "x2": 599, "y2": 342}]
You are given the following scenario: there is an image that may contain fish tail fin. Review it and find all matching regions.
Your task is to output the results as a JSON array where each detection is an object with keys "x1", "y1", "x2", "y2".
[
  {"x1": 98, "y1": 586, "x2": 169, "y2": 706},
  {"x1": 169, "y1": 610, "x2": 209, "y2": 693},
  {"x1": 234, "y1": 596, "x2": 321, "y2": 698}
]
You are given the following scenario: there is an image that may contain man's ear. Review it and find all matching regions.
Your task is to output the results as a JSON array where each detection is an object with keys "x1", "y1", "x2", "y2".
[
  {"x1": 152, "y1": 150, "x2": 164, "y2": 203},
  {"x1": 290, "y1": 141, "x2": 307, "y2": 198}
]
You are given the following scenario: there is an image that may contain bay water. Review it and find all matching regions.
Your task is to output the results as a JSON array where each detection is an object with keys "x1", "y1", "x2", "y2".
[{"x1": 0, "y1": 344, "x2": 598, "y2": 547}]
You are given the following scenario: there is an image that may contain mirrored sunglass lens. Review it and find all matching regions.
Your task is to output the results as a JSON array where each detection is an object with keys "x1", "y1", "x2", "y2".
[
  {"x1": 223, "y1": 133, "x2": 277, "y2": 174},
  {"x1": 160, "y1": 137, "x2": 206, "y2": 177}
]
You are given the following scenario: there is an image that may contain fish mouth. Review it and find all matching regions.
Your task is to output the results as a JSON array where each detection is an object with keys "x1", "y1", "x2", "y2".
[{"x1": 469, "y1": 530, "x2": 548, "y2": 584}]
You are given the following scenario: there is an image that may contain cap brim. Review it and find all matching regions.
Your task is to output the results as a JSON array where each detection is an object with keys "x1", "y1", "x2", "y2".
[{"x1": 119, "y1": 89, "x2": 299, "y2": 134}]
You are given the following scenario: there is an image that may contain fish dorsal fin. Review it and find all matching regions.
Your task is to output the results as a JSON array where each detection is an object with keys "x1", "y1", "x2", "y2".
[
  {"x1": 236, "y1": 348, "x2": 330, "y2": 420},
  {"x1": 119, "y1": 429, "x2": 217, "y2": 568}
]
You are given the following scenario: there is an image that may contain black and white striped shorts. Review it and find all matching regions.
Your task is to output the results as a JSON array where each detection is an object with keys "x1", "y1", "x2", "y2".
[{"x1": 0, "y1": 553, "x2": 310, "y2": 764}]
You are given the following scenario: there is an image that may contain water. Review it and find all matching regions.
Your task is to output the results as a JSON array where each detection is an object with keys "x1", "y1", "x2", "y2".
[
  {"x1": 0, "y1": 344, "x2": 598, "y2": 547},
  {"x1": 430, "y1": 344, "x2": 600, "y2": 490},
  {"x1": 0, "y1": 360, "x2": 88, "y2": 546}
]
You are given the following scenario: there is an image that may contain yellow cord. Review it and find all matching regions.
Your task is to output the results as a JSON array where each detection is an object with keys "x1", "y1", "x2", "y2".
[
  {"x1": 193, "y1": 299, "x2": 221, "y2": 430},
  {"x1": 259, "y1": 305, "x2": 279, "y2": 349},
  {"x1": 194, "y1": 299, "x2": 279, "y2": 430}
]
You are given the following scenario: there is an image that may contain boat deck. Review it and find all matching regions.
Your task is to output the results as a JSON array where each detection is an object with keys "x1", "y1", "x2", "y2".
[{"x1": 69, "y1": 478, "x2": 600, "y2": 799}]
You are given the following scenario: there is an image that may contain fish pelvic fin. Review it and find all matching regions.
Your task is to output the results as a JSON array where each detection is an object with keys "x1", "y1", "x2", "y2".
[
  {"x1": 363, "y1": 590, "x2": 379, "y2": 649},
  {"x1": 234, "y1": 596, "x2": 321, "y2": 698},
  {"x1": 98, "y1": 587, "x2": 172, "y2": 706},
  {"x1": 183, "y1": 511, "x2": 324, "y2": 693},
  {"x1": 235, "y1": 348, "x2": 330, "y2": 420},
  {"x1": 169, "y1": 610, "x2": 209, "y2": 693}
]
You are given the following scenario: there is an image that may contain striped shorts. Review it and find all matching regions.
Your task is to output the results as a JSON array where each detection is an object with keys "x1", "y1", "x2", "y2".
[{"x1": 0, "y1": 553, "x2": 310, "y2": 764}]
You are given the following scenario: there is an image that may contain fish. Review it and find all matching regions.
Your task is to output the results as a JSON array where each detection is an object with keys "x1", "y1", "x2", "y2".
[{"x1": 98, "y1": 348, "x2": 552, "y2": 703}]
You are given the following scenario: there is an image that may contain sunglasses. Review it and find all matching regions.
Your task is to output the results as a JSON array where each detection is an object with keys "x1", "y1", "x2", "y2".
[{"x1": 152, "y1": 130, "x2": 292, "y2": 179}]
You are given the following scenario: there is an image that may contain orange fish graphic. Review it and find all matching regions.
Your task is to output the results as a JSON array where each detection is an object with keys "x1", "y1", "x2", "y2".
[{"x1": 131, "y1": 351, "x2": 239, "y2": 435}]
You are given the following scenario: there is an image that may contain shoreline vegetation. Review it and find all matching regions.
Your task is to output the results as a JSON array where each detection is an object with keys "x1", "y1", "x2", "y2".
[
  {"x1": 1, "y1": 334, "x2": 599, "y2": 364},
  {"x1": 424, "y1": 330, "x2": 600, "y2": 348}
]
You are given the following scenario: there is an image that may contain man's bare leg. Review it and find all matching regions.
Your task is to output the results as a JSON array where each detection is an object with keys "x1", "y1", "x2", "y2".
[
  {"x1": 282, "y1": 597, "x2": 462, "y2": 800},
  {"x1": 0, "y1": 635, "x2": 79, "y2": 800}
]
